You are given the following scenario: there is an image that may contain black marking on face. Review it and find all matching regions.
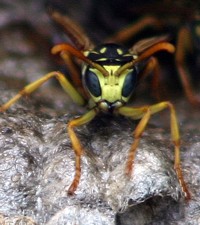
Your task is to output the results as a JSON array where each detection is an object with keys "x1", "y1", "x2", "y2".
[{"x1": 87, "y1": 43, "x2": 133, "y2": 65}]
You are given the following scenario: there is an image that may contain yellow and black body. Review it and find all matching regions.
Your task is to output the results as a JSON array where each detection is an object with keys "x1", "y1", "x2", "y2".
[
  {"x1": 0, "y1": 9, "x2": 191, "y2": 200},
  {"x1": 82, "y1": 43, "x2": 139, "y2": 112}
]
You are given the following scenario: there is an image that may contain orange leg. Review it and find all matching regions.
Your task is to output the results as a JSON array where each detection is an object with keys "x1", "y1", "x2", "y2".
[
  {"x1": 118, "y1": 101, "x2": 191, "y2": 200},
  {"x1": 138, "y1": 57, "x2": 164, "y2": 100},
  {"x1": 59, "y1": 51, "x2": 88, "y2": 98},
  {"x1": 149, "y1": 57, "x2": 163, "y2": 100},
  {"x1": 67, "y1": 109, "x2": 97, "y2": 195},
  {"x1": 176, "y1": 27, "x2": 200, "y2": 106}
]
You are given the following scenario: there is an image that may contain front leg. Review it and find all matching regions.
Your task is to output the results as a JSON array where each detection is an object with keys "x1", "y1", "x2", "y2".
[
  {"x1": 0, "y1": 71, "x2": 85, "y2": 112},
  {"x1": 67, "y1": 108, "x2": 98, "y2": 195},
  {"x1": 117, "y1": 101, "x2": 190, "y2": 200}
]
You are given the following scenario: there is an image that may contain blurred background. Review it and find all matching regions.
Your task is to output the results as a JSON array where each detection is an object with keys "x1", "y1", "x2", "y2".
[
  {"x1": 0, "y1": 1, "x2": 200, "y2": 225},
  {"x1": 0, "y1": 0, "x2": 199, "y2": 99}
]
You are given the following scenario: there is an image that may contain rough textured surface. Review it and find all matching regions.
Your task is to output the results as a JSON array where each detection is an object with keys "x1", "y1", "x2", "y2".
[
  {"x1": 0, "y1": 0, "x2": 200, "y2": 225},
  {"x1": 0, "y1": 89, "x2": 198, "y2": 225}
]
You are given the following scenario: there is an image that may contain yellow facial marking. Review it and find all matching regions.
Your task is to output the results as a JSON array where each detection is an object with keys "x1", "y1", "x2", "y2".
[
  {"x1": 86, "y1": 66, "x2": 132, "y2": 104},
  {"x1": 117, "y1": 48, "x2": 123, "y2": 55},
  {"x1": 96, "y1": 58, "x2": 107, "y2": 61},
  {"x1": 84, "y1": 50, "x2": 99, "y2": 56},
  {"x1": 100, "y1": 47, "x2": 107, "y2": 53},
  {"x1": 124, "y1": 53, "x2": 137, "y2": 59}
]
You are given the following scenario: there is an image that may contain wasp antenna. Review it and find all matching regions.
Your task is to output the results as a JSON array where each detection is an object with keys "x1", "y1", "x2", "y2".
[
  {"x1": 135, "y1": 42, "x2": 175, "y2": 62},
  {"x1": 130, "y1": 35, "x2": 172, "y2": 55},
  {"x1": 51, "y1": 44, "x2": 109, "y2": 76},
  {"x1": 115, "y1": 42, "x2": 175, "y2": 76}
]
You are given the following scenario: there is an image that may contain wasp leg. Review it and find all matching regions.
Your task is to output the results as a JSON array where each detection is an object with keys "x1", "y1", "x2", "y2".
[
  {"x1": 0, "y1": 71, "x2": 85, "y2": 112},
  {"x1": 60, "y1": 52, "x2": 81, "y2": 86},
  {"x1": 176, "y1": 26, "x2": 200, "y2": 106},
  {"x1": 149, "y1": 57, "x2": 164, "y2": 100},
  {"x1": 118, "y1": 101, "x2": 191, "y2": 200},
  {"x1": 138, "y1": 57, "x2": 164, "y2": 100},
  {"x1": 67, "y1": 109, "x2": 97, "y2": 195},
  {"x1": 106, "y1": 16, "x2": 161, "y2": 43},
  {"x1": 58, "y1": 51, "x2": 88, "y2": 98}
]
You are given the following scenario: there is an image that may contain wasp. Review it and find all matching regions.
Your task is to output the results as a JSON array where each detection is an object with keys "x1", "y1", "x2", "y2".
[{"x1": 0, "y1": 8, "x2": 190, "y2": 199}]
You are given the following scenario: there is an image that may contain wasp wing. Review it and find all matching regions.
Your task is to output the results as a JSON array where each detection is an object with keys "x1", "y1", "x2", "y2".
[
  {"x1": 129, "y1": 35, "x2": 171, "y2": 55},
  {"x1": 47, "y1": 6, "x2": 94, "y2": 51}
]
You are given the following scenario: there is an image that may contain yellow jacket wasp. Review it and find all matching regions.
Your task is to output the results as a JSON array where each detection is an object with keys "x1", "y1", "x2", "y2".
[{"x1": 0, "y1": 9, "x2": 190, "y2": 199}]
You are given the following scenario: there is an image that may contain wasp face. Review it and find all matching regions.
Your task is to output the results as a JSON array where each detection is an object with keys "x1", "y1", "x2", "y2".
[{"x1": 82, "y1": 43, "x2": 138, "y2": 112}]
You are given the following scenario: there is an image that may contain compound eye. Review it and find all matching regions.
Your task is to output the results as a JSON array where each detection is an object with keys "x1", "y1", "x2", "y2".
[
  {"x1": 122, "y1": 69, "x2": 137, "y2": 97},
  {"x1": 85, "y1": 69, "x2": 101, "y2": 97}
]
